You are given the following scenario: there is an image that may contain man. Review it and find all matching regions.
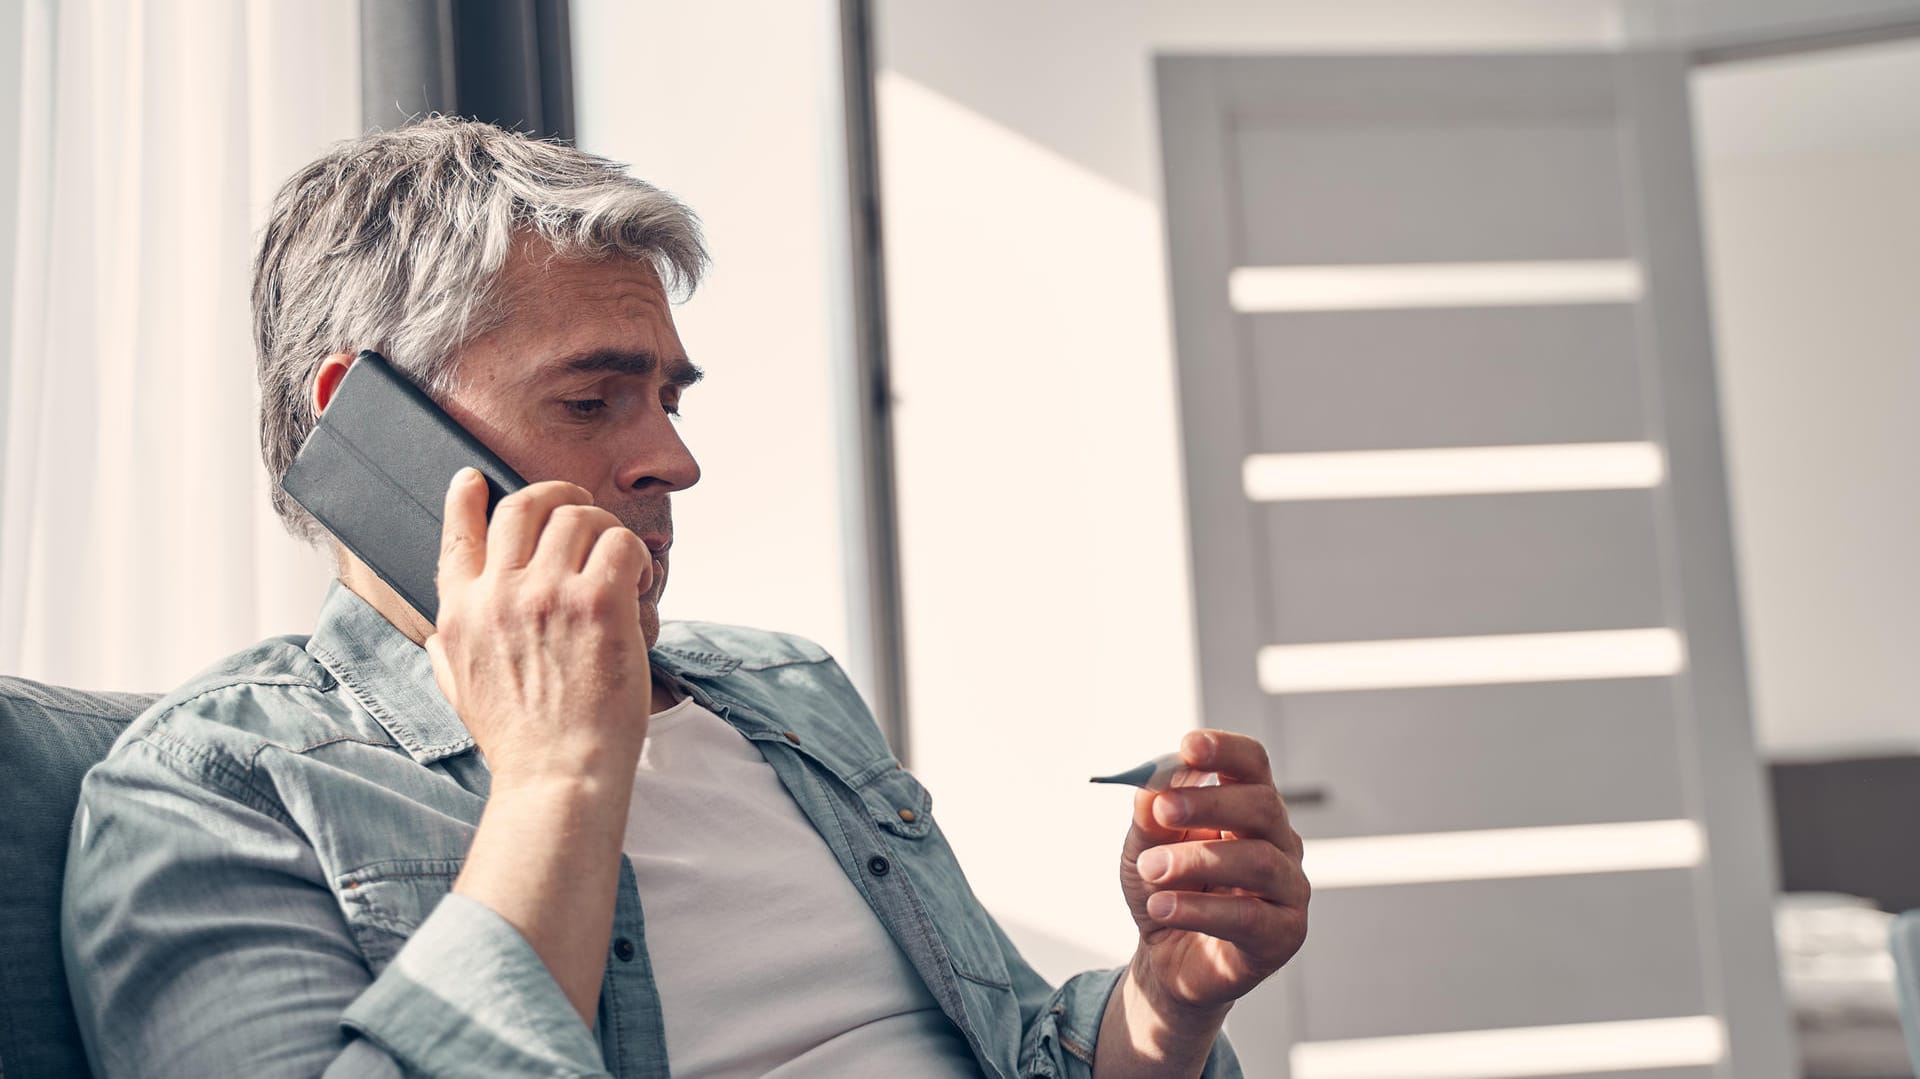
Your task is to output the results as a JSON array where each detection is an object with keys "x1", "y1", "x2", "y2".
[{"x1": 61, "y1": 118, "x2": 1307, "y2": 1077}]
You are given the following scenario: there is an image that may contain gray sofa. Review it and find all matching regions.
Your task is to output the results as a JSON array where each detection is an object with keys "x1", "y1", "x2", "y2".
[{"x1": 0, "y1": 678, "x2": 156, "y2": 1079}]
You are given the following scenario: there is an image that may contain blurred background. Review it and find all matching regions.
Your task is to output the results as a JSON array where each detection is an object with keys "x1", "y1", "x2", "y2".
[{"x1": 4, "y1": 0, "x2": 1919, "y2": 1075}]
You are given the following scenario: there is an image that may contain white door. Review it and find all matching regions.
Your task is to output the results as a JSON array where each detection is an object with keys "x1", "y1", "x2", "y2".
[{"x1": 1157, "y1": 52, "x2": 1794, "y2": 1078}]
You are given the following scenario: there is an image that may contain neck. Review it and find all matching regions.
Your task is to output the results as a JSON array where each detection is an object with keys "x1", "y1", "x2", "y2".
[
  {"x1": 333, "y1": 551, "x2": 682, "y2": 714},
  {"x1": 335, "y1": 556, "x2": 436, "y2": 647}
]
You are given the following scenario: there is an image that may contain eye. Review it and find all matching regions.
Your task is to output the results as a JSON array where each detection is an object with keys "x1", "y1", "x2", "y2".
[{"x1": 562, "y1": 399, "x2": 607, "y2": 418}]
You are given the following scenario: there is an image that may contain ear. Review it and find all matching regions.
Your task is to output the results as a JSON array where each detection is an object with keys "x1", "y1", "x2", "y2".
[{"x1": 312, "y1": 352, "x2": 356, "y2": 415}]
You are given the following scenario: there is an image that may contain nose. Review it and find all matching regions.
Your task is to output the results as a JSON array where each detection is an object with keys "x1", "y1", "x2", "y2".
[{"x1": 619, "y1": 408, "x2": 701, "y2": 494}]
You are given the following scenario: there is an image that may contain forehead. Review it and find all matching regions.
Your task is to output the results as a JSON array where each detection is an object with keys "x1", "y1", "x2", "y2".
[{"x1": 462, "y1": 245, "x2": 685, "y2": 384}]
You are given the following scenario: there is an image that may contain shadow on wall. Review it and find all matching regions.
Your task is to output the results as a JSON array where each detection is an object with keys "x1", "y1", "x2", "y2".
[
  {"x1": 876, "y1": 0, "x2": 1158, "y2": 196},
  {"x1": 994, "y1": 912, "x2": 1121, "y2": 987}
]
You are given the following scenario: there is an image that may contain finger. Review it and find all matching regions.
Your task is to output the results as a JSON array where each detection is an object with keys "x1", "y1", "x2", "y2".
[
  {"x1": 1144, "y1": 890, "x2": 1304, "y2": 962},
  {"x1": 1137, "y1": 837, "x2": 1307, "y2": 907},
  {"x1": 485, "y1": 481, "x2": 593, "y2": 574},
  {"x1": 529, "y1": 503, "x2": 623, "y2": 575},
  {"x1": 1133, "y1": 787, "x2": 1191, "y2": 845},
  {"x1": 437, "y1": 468, "x2": 489, "y2": 607},
  {"x1": 1154, "y1": 782, "x2": 1295, "y2": 850},
  {"x1": 1180, "y1": 730, "x2": 1274, "y2": 787},
  {"x1": 582, "y1": 524, "x2": 651, "y2": 597}
]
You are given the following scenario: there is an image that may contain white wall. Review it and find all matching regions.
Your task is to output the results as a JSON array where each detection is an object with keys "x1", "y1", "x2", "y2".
[
  {"x1": 873, "y1": 0, "x2": 1628, "y2": 984},
  {"x1": 572, "y1": 1, "x2": 863, "y2": 686},
  {"x1": 1694, "y1": 39, "x2": 1920, "y2": 759}
]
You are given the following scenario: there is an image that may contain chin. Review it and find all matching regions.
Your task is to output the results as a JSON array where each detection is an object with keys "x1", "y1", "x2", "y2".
[{"x1": 639, "y1": 601, "x2": 662, "y2": 651}]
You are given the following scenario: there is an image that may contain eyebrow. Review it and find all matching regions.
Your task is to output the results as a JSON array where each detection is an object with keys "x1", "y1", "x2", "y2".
[{"x1": 543, "y1": 347, "x2": 705, "y2": 387}]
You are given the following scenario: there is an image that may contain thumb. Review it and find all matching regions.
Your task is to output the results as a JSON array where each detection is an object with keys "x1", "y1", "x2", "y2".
[{"x1": 424, "y1": 632, "x2": 460, "y2": 713}]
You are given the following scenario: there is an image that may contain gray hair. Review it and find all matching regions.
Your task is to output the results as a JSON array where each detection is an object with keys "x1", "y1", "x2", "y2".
[{"x1": 251, "y1": 116, "x2": 708, "y2": 544}]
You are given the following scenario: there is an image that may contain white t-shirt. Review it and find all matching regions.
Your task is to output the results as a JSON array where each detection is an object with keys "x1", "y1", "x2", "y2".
[{"x1": 623, "y1": 695, "x2": 985, "y2": 1078}]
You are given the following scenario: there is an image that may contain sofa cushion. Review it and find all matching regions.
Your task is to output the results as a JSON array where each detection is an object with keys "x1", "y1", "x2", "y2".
[{"x1": 0, "y1": 677, "x2": 156, "y2": 1079}]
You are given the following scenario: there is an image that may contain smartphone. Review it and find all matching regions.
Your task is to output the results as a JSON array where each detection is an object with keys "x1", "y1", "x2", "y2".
[{"x1": 281, "y1": 350, "x2": 526, "y2": 623}]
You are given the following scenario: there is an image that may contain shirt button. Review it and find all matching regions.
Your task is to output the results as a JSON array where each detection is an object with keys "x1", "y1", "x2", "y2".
[
  {"x1": 783, "y1": 731, "x2": 801, "y2": 744},
  {"x1": 867, "y1": 855, "x2": 891, "y2": 877},
  {"x1": 897, "y1": 808, "x2": 917, "y2": 823},
  {"x1": 613, "y1": 937, "x2": 636, "y2": 962}
]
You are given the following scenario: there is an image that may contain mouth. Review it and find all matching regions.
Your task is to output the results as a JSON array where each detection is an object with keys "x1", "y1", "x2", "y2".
[{"x1": 638, "y1": 535, "x2": 670, "y2": 601}]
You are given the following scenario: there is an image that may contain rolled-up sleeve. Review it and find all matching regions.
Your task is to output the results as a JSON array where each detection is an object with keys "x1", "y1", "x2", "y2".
[
  {"x1": 341, "y1": 893, "x2": 606, "y2": 1073},
  {"x1": 62, "y1": 732, "x2": 608, "y2": 1078},
  {"x1": 988, "y1": 911, "x2": 1242, "y2": 1078}
]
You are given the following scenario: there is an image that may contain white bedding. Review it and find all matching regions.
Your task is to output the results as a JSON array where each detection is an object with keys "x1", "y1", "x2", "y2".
[{"x1": 1778, "y1": 892, "x2": 1911, "y2": 1078}]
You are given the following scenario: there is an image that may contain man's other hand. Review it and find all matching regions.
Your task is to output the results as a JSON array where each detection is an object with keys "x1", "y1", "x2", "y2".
[{"x1": 1120, "y1": 730, "x2": 1309, "y2": 1019}]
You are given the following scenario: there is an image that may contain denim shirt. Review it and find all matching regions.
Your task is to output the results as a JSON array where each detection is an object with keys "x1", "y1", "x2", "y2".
[{"x1": 61, "y1": 582, "x2": 1242, "y2": 1078}]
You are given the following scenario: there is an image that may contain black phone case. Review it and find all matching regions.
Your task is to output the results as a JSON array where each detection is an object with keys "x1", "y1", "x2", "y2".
[{"x1": 281, "y1": 350, "x2": 526, "y2": 623}]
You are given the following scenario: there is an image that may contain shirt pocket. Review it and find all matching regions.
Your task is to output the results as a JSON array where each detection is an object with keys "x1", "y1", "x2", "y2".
[
  {"x1": 857, "y1": 762, "x2": 935, "y2": 839},
  {"x1": 853, "y1": 763, "x2": 1013, "y2": 991},
  {"x1": 335, "y1": 858, "x2": 465, "y2": 974}
]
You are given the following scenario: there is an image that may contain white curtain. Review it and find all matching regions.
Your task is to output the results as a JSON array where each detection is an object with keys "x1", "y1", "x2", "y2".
[{"x1": 0, "y1": 0, "x2": 357, "y2": 692}]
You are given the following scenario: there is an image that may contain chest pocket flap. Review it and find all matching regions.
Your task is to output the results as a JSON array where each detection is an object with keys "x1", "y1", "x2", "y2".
[
  {"x1": 855, "y1": 762, "x2": 934, "y2": 839},
  {"x1": 336, "y1": 858, "x2": 464, "y2": 972}
]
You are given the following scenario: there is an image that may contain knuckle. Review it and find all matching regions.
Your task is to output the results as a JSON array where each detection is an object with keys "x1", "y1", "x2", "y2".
[
  {"x1": 549, "y1": 504, "x2": 593, "y2": 531},
  {"x1": 1266, "y1": 785, "x2": 1287, "y2": 819},
  {"x1": 532, "y1": 479, "x2": 592, "y2": 506},
  {"x1": 515, "y1": 584, "x2": 562, "y2": 624},
  {"x1": 1229, "y1": 897, "x2": 1258, "y2": 937},
  {"x1": 495, "y1": 488, "x2": 536, "y2": 515},
  {"x1": 602, "y1": 529, "x2": 646, "y2": 564},
  {"x1": 1252, "y1": 841, "x2": 1283, "y2": 881},
  {"x1": 439, "y1": 534, "x2": 475, "y2": 567}
]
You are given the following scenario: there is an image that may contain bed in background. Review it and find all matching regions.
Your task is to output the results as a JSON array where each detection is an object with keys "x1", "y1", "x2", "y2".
[{"x1": 1771, "y1": 755, "x2": 1920, "y2": 1079}]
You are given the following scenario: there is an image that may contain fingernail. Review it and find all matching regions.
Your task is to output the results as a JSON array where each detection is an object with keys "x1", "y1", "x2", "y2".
[
  {"x1": 1147, "y1": 892, "x2": 1176, "y2": 920},
  {"x1": 451, "y1": 467, "x2": 476, "y2": 488},
  {"x1": 1137, "y1": 848, "x2": 1171, "y2": 882},
  {"x1": 1159, "y1": 794, "x2": 1187, "y2": 825}
]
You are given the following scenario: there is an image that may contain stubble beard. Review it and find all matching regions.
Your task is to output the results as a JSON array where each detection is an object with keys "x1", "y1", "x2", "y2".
[{"x1": 616, "y1": 498, "x2": 673, "y2": 651}]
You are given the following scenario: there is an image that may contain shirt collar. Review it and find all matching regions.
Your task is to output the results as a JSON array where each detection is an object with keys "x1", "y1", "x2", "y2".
[{"x1": 305, "y1": 580, "x2": 474, "y2": 765}]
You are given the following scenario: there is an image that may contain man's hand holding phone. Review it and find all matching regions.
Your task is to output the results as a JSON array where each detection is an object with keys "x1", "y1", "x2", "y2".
[
  {"x1": 432, "y1": 467, "x2": 654, "y2": 1028},
  {"x1": 427, "y1": 468, "x2": 655, "y2": 788}
]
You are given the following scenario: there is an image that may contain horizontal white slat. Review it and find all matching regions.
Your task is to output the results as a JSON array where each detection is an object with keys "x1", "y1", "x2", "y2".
[
  {"x1": 1304, "y1": 819, "x2": 1705, "y2": 890},
  {"x1": 1229, "y1": 260, "x2": 1642, "y2": 312},
  {"x1": 1258, "y1": 627, "x2": 1685, "y2": 694},
  {"x1": 1291, "y1": 1015, "x2": 1724, "y2": 1079},
  {"x1": 1243, "y1": 442, "x2": 1664, "y2": 502}
]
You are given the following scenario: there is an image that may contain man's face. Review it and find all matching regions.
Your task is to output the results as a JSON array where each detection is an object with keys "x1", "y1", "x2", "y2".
[{"x1": 438, "y1": 243, "x2": 702, "y2": 648}]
